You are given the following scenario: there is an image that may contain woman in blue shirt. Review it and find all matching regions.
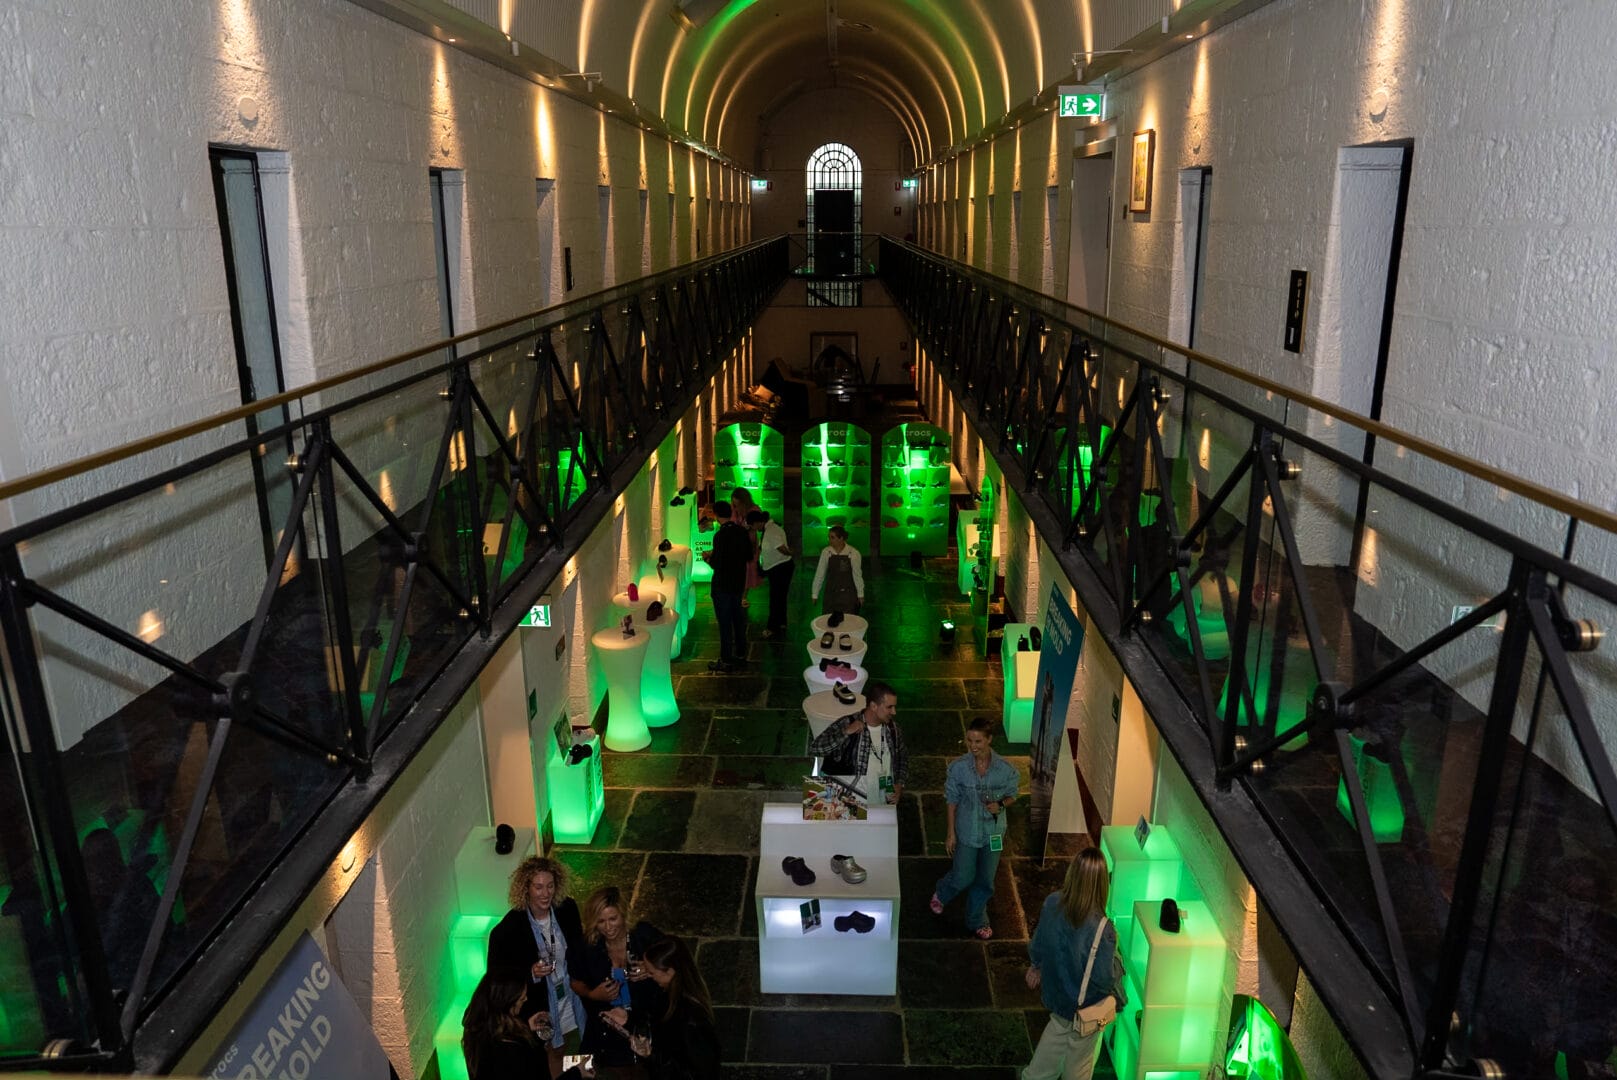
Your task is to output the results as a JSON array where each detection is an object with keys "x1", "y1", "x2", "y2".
[
  {"x1": 1023, "y1": 847, "x2": 1124, "y2": 1080},
  {"x1": 929, "y1": 717, "x2": 1019, "y2": 939}
]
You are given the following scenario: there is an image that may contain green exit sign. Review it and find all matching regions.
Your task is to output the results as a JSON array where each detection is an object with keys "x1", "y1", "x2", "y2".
[
  {"x1": 519, "y1": 604, "x2": 552, "y2": 628},
  {"x1": 1057, "y1": 85, "x2": 1104, "y2": 119}
]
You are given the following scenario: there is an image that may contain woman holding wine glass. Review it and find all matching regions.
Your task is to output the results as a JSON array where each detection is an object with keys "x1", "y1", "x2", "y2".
[
  {"x1": 487, "y1": 856, "x2": 589, "y2": 1077},
  {"x1": 575, "y1": 886, "x2": 665, "y2": 1077},
  {"x1": 626, "y1": 936, "x2": 721, "y2": 1079},
  {"x1": 459, "y1": 972, "x2": 552, "y2": 1079}
]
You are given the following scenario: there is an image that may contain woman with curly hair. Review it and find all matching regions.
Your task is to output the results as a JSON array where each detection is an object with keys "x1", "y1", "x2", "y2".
[{"x1": 486, "y1": 856, "x2": 588, "y2": 1076}]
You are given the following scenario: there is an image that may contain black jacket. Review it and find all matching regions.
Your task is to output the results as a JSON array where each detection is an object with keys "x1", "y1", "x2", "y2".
[
  {"x1": 642, "y1": 1003, "x2": 722, "y2": 1079},
  {"x1": 574, "y1": 921, "x2": 666, "y2": 1065},
  {"x1": 487, "y1": 899, "x2": 587, "y2": 1020},
  {"x1": 707, "y1": 520, "x2": 753, "y2": 593}
]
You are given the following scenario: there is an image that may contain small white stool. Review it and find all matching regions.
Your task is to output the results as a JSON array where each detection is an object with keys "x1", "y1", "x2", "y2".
[
  {"x1": 803, "y1": 663, "x2": 869, "y2": 696},
  {"x1": 803, "y1": 690, "x2": 863, "y2": 738},
  {"x1": 591, "y1": 627, "x2": 650, "y2": 752},
  {"x1": 810, "y1": 612, "x2": 869, "y2": 639},
  {"x1": 806, "y1": 634, "x2": 868, "y2": 671}
]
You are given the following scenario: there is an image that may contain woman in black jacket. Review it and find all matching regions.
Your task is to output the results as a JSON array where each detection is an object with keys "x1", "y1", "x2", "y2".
[
  {"x1": 460, "y1": 972, "x2": 550, "y2": 1080},
  {"x1": 628, "y1": 936, "x2": 721, "y2": 1079},
  {"x1": 486, "y1": 856, "x2": 589, "y2": 1077},
  {"x1": 574, "y1": 886, "x2": 665, "y2": 1076}
]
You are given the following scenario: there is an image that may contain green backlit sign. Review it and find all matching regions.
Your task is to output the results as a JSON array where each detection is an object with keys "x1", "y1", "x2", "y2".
[
  {"x1": 1058, "y1": 85, "x2": 1104, "y2": 119},
  {"x1": 519, "y1": 604, "x2": 551, "y2": 628}
]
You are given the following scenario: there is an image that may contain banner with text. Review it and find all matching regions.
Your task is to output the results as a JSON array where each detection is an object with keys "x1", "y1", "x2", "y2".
[
  {"x1": 1028, "y1": 585, "x2": 1085, "y2": 857},
  {"x1": 204, "y1": 932, "x2": 394, "y2": 1080}
]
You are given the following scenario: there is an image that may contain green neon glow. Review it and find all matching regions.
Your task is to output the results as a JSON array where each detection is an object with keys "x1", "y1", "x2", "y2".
[
  {"x1": 1334, "y1": 734, "x2": 1405, "y2": 843},
  {"x1": 1225, "y1": 995, "x2": 1306, "y2": 1080},
  {"x1": 879, "y1": 423, "x2": 950, "y2": 557},
  {"x1": 1216, "y1": 643, "x2": 1311, "y2": 751},
  {"x1": 801, "y1": 423, "x2": 873, "y2": 554},
  {"x1": 547, "y1": 735, "x2": 605, "y2": 844},
  {"x1": 714, "y1": 423, "x2": 784, "y2": 522},
  {"x1": 555, "y1": 437, "x2": 591, "y2": 509}
]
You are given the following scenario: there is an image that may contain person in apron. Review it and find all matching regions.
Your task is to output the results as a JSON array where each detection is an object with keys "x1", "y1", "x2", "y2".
[{"x1": 811, "y1": 525, "x2": 865, "y2": 614}]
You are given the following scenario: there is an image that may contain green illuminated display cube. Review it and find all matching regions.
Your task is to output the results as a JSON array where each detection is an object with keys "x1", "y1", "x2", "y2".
[
  {"x1": 546, "y1": 730, "x2": 604, "y2": 844},
  {"x1": 801, "y1": 422, "x2": 872, "y2": 554},
  {"x1": 1335, "y1": 732, "x2": 1406, "y2": 843},
  {"x1": 1099, "y1": 824, "x2": 1194, "y2": 951},
  {"x1": 999, "y1": 621, "x2": 1038, "y2": 743},
  {"x1": 1129, "y1": 900, "x2": 1225, "y2": 1007},
  {"x1": 878, "y1": 422, "x2": 951, "y2": 557}
]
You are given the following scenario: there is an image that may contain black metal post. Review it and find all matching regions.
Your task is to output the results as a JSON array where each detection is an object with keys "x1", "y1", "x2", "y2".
[{"x1": 313, "y1": 419, "x2": 370, "y2": 772}]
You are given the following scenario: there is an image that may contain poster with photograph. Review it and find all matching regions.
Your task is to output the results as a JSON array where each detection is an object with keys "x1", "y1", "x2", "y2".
[{"x1": 1028, "y1": 587, "x2": 1085, "y2": 856}]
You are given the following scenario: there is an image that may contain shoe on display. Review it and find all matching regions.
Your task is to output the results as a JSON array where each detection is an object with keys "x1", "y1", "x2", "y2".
[
  {"x1": 838, "y1": 633, "x2": 853, "y2": 652},
  {"x1": 820, "y1": 631, "x2": 836, "y2": 649},
  {"x1": 824, "y1": 662, "x2": 855, "y2": 682},
  {"x1": 646, "y1": 600, "x2": 665, "y2": 622},
  {"x1": 567, "y1": 743, "x2": 594, "y2": 766},
  {"x1": 679, "y1": 486, "x2": 695, "y2": 496},
  {"x1": 620, "y1": 615, "x2": 636, "y2": 637},
  {"x1": 627, "y1": 582, "x2": 639, "y2": 602},
  {"x1": 819, "y1": 657, "x2": 833, "y2": 672},
  {"x1": 1018, "y1": 635, "x2": 1029, "y2": 652},
  {"x1": 670, "y1": 496, "x2": 685, "y2": 506},
  {"x1": 658, "y1": 538, "x2": 673, "y2": 552},
  {"x1": 1029, "y1": 627, "x2": 1042, "y2": 651},
  {"x1": 833, "y1": 682, "x2": 857, "y2": 706},
  {"x1": 833, "y1": 911, "x2": 876, "y2": 933},
  {"x1": 850, "y1": 496, "x2": 869, "y2": 507},
  {"x1": 782, "y1": 856, "x2": 816, "y2": 886},
  {"x1": 830, "y1": 854, "x2": 867, "y2": 884},
  {"x1": 828, "y1": 611, "x2": 845, "y2": 628},
  {"x1": 1159, "y1": 897, "x2": 1182, "y2": 933}
]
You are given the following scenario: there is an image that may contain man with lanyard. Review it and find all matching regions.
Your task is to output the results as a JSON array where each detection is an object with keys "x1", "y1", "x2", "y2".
[
  {"x1": 930, "y1": 716, "x2": 1020, "y2": 939},
  {"x1": 808, "y1": 681, "x2": 906, "y2": 805}
]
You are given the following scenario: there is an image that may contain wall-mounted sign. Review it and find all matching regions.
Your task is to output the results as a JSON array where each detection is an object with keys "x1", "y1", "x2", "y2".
[
  {"x1": 1135, "y1": 815, "x2": 1152, "y2": 850},
  {"x1": 750, "y1": 177, "x2": 769, "y2": 192},
  {"x1": 901, "y1": 177, "x2": 918, "y2": 189},
  {"x1": 1057, "y1": 85, "x2": 1105, "y2": 119},
  {"x1": 519, "y1": 603, "x2": 552, "y2": 628},
  {"x1": 1283, "y1": 270, "x2": 1309, "y2": 353}
]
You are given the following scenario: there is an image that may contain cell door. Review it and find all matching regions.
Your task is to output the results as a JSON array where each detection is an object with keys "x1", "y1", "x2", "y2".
[{"x1": 814, "y1": 190, "x2": 857, "y2": 275}]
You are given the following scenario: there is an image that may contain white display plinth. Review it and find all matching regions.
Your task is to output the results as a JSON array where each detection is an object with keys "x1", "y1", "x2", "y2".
[
  {"x1": 806, "y1": 635, "x2": 869, "y2": 671},
  {"x1": 452, "y1": 826, "x2": 536, "y2": 916},
  {"x1": 810, "y1": 612, "x2": 869, "y2": 639},
  {"x1": 755, "y1": 803, "x2": 900, "y2": 996},
  {"x1": 660, "y1": 543, "x2": 695, "y2": 630},
  {"x1": 803, "y1": 691, "x2": 860, "y2": 738},
  {"x1": 802, "y1": 663, "x2": 868, "y2": 696},
  {"x1": 591, "y1": 627, "x2": 650, "y2": 752}
]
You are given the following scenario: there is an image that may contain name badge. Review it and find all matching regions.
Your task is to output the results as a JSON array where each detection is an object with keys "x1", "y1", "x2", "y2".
[
  {"x1": 989, "y1": 834, "x2": 1004, "y2": 852},
  {"x1": 879, "y1": 775, "x2": 895, "y2": 794}
]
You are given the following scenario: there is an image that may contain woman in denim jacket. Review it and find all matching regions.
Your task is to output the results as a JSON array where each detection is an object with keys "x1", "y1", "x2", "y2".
[{"x1": 1022, "y1": 847, "x2": 1126, "y2": 1080}]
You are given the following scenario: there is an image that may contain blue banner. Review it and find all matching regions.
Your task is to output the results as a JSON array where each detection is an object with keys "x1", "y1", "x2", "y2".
[
  {"x1": 1028, "y1": 585, "x2": 1084, "y2": 854},
  {"x1": 203, "y1": 932, "x2": 394, "y2": 1080}
]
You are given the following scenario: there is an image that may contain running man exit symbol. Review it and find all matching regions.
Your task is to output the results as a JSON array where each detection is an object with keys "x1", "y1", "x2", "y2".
[{"x1": 1057, "y1": 87, "x2": 1103, "y2": 118}]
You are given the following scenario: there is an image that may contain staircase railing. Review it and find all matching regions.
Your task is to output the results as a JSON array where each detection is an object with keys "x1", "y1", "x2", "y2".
[{"x1": 881, "y1": 236, "x2": 1617, "y2": 1079}]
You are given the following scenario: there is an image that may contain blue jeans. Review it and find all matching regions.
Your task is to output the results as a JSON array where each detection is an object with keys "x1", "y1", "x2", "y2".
[{"x1": 935, "y1": 840, "x2": 1001, "y2": 930}]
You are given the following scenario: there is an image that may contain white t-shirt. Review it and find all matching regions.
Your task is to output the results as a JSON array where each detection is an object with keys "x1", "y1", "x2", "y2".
[
  {"x1": 859, "y1": 724, "x2": 894, "y2": 803},
  {"x1": 758, "y1": 521, "x2": 791, "y2": 570}
]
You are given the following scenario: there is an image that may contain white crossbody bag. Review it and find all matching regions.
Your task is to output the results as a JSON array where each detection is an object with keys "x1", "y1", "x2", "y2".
[{"x1": 1073, "y1": 916, "x2": 1118, "y2": 1037}]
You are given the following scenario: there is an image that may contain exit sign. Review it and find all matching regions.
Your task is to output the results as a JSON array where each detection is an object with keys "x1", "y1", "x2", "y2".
[
  {"x1": 1058, "y1": 85, "x2": 1104, "y2": 119},
  {"x1": 519, "y1": 604, "x2": 552, "y2": 628}
]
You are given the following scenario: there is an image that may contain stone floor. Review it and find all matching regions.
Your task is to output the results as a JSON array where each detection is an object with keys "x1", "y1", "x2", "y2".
[{"x1": 558, "y1": 549, "x2": 1114, "y2": 1078}]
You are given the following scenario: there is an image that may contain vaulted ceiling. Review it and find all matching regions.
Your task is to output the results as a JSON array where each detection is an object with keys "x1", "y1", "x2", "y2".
[{"x1": 408, "y1": 0, "x2": 1260, "y2": 168}]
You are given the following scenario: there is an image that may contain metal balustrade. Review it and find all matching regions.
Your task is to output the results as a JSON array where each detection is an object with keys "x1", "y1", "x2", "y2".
[
  {"x1": 0, "y1": 237, "x2": 788, "y2": 1071},
  {"x1": 880, "y1": 236, "x2": 1617, "y2": 1079}
]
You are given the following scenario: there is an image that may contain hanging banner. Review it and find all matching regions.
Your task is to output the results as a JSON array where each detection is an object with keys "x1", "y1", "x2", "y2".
[
  {"x1": 203, "y1": 932, "x2": 395, "y2": 1080},
  {"x1": 1027, "y1": 586, "x2": 1085, "y2": 856}
]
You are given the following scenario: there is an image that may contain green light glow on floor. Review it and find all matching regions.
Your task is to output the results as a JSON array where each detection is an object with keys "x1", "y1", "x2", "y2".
[
  {"x1": 880, "y1": 423, "x2": 950, "y2": 557},
  {"x1": 801, "y1": 423, "x2": 872, "y2": 554}
]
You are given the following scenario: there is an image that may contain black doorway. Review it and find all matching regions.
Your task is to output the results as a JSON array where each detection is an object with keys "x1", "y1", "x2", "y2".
[{"x1": 814, "y1": 189, "x2": 856, "y2": 275}]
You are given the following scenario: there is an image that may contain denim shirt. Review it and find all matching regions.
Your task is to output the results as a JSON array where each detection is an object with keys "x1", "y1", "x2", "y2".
[
  {"x1": 943, "y1": 752, "x2": 1019, "y2": 849},
  {"x1": 1027, "y1": 894, "x2": 1125, "y2": 1016}
]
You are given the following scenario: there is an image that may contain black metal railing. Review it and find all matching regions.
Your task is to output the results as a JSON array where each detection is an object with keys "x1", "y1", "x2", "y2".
[
  {"x1": 0, "y1": 237, "x2": 788, "y2": 1070},
  {"x1": 881, "y1": 237, "x2": 1617, "y2": 1079}
]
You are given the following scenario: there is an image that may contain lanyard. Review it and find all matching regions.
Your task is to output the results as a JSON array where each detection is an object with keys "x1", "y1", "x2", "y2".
[{"x1": 868, "y1": 726, "x2": 888, "y2": 768}]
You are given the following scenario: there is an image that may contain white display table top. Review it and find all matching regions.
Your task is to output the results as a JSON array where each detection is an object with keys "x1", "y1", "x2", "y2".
[
  {"x1": 591, "y1": 627, "x2": 649, "y2": 653},
  {"x1": 756, "y1": 804, "x2": 899, "y2": 898},
  {"x1": 810, "y1": 612, "x2": 869, "y2": 638},
  {"x1": 806, "y1": 636, "x2": 868, "y2": 668}
]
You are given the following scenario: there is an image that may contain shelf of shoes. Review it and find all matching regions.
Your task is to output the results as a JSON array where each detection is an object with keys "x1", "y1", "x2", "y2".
[
  {"x1": 714, "y1": 421, "x2": 785, "y2": 523},
  {"x1": 800, "y1": 422, "x2": 873, "y2": 554},
  {"x1": 878, "y1": 422, "x2": 952, "y2": 557},
  {"x1": 755, "y1": 803, "x2": 900, "y2": 995}
]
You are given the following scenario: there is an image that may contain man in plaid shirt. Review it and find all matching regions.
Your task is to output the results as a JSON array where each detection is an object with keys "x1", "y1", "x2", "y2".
[{"x1": 808, "y1": 681, "x2": 907, "y2": 804}]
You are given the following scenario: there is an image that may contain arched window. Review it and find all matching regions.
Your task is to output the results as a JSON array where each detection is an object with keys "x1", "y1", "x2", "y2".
[{"x1": 806, "y1": 142, "x2": 862, "y2": 305}]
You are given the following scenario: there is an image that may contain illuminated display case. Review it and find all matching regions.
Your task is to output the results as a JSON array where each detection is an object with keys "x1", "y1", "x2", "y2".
[
  {"x1": 547, "y1": 726, "x2": 605, "y2": 844},
  {"x1": 714, "y1": 422, "x2": 785, "y2": 522},
  {"x1": 801, "y1": 422, "x2": 873, "y2": 554},
  {"x1": 999, "y1": 621, "x2": 1039, "y2": 743},
  {"x1": 878, "y1": 422, "x2": 951, "y2": 557},
  {"x1": 755, "y1": 803, "x2": 899, "y2": 996}
]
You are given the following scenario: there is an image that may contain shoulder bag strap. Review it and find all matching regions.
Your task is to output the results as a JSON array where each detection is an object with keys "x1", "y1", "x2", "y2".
[{"x1": 1074, "y1": 916, "x2": 1108, "y2": 1018}]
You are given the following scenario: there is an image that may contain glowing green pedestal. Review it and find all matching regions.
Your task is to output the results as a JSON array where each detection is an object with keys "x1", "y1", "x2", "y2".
[
  {"x1": 547, "y1": 729, "x2": 604, "y2": 844},
  {"x1": 1100, "y1": 824, "x2": 1197, "y2": 954},
  {"x1": 1334, "y1": 733, "x2": 1405, "y2": 843},
  {"x1": 999, "y1": 622, "x2": 1039, "y2": 743},
  {"x1": 1125, "y1": 899, "x2": 1225, "y2": 1079}
]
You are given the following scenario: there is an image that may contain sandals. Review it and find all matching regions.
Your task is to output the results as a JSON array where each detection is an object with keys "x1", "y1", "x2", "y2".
[{"x1": 820, "y1": 631, "x2": 835, "y2": 649}]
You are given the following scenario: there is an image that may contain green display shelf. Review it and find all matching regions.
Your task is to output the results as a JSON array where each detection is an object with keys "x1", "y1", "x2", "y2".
[
  {"x1": 1334, "y1": 733, "x2": 1405, "y2": 843},
  {"x1": 715, "y1": 422, "x2": 785, "y2": 522},
  {"x1": 878, "y1": 422, "x2": 951, "y2": 557},
  {"x1": 801, "y1": 422, "x2": 873, "y2": 554},
  {"x1": 999, "y1": 621, "x2": 1039, "y2": 743},
  {"x1": 1100, "y1": 824, "x2": 1196, "y2": 951},
  {"x1": 547, "y1": 729, "x2": 604, "y2": 844}
]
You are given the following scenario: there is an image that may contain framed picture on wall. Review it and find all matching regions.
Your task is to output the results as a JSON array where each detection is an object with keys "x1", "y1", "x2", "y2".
[{"x1": 1130, "y1": 129, "x2": 1155, "y2": 213}]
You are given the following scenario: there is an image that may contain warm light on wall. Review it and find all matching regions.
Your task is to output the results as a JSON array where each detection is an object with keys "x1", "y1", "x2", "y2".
[
  {"x1": 137, "y1": 610, "x2": 164, "y2": 644},
  {"x1": 1198, "y1": 428, "x2": 1211, "y2": 471},
  {"x1": 1357, "y1": 526, "x2": 1380, "y2": 587},
  {"x1": 379, "y1": 469, "x2": 396, "y2": 511}
]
